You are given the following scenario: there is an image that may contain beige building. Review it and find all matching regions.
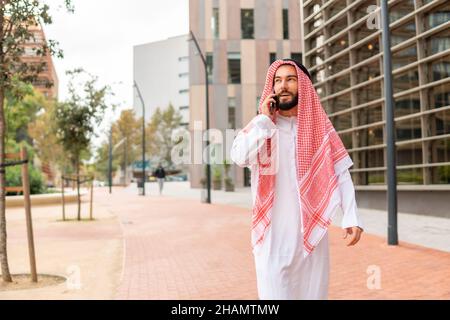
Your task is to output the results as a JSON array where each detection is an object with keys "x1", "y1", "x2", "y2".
[
  {"x1": 302, "y1": 0, "x2": 450, "y2": 216},
  {"x1": 189, "y1": 0, "x2": 303, "y2": 187}
]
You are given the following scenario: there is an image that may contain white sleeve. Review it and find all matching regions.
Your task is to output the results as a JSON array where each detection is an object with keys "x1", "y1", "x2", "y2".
[
  {"x1": 230, "y1": 114, "x2": 277, "y2": 168},
  {"x1": 338, "y1": 169, "x2": 364, "y2": 230}
]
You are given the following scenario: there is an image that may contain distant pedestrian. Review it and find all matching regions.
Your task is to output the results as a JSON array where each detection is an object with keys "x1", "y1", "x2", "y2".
[{"x1": 153, "y1": 163, "x2": 166, "y2": 195}]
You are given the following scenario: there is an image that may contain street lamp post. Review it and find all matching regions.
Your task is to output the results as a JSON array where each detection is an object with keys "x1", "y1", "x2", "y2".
[
  {"x1": 108, "y1": 126, "x2": 112, "y2": 194},
  {"x1": 134, "y1": 81, "x2": 147, "y2": 196},
  {"x1": 381, "y1": 0, "x2": 398, "y2": 245},
  {"x1": 189, "y1": 30, "x2": 211, "y2": 204}
]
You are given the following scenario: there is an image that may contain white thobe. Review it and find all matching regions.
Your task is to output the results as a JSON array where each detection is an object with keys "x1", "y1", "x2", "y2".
[{"x1": 230, "y1": 114, "x2": 363, "y2": 300}]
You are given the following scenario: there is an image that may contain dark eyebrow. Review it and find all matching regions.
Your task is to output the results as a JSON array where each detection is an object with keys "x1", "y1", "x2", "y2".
[{"x1": 274, "y1": 74, "x2": 297, "y2": 79}]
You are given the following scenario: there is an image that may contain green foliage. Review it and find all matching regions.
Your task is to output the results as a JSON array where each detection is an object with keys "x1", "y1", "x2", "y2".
[
  {"x1": 146, "y1": 104, "x2": 183, "y2": 168},
  {"x1": 53, "y1": 69, "x2": 112, "y2": 169},
  {"x1": 212, "y1": 165, "x2": 222, "y2": 181},
  {"x1": 5, "y1": 163, "x2": 45, "y2": 195},
  {"x1": 438, "y1": 166, "x2": 450, "y2": 183}
]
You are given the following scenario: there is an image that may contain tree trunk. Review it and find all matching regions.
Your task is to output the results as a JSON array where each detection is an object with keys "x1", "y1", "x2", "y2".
[
  {"x1": 0, "y1": 86, "x2": 12, "y2": 282},
  {"x1": 76, "y1": 158, "x2": 81, "y2": 221}
]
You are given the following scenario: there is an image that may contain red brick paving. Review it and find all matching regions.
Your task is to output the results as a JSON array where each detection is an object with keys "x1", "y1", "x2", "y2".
[{"x1": 98, "y1": 188, "x2": 450, "y2": 300}]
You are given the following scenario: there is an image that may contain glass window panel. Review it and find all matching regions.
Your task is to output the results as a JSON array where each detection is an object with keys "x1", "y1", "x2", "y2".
[
  {"x1": 431, "y1": 109, "x2": 450, "y2": 136},
  {"x1": 212, "y1": 8, "x2": 219, "y2": 39},
  {"x1": 355, "y1": 40, "x2": 380, "y2": 64},
  {"x1": 283, "y1": 9, "x2": 289, "y2": 39},
  {"x1": 397, "y1": 168, "x2": 423, "y2": 184},
  {"x1": 328, "y1": 54, "x2": 349, "y2": 76},
  {"x1": 326, "y1": 92, "x2": 351, "y2": 113},
  {"x1": 432, "y1": 165, "x2": 450, "y2": 184},
  {"x1": 327, "y1": 0, "x2": 346, "y2": 17},
  {"x1": 431, "y1": 137, "x2": 450, "y2": 163},
  {"x1": 429, "y1": 54, "x2": 450, "y2": 82},
  {"x1": 392, "y1": 44, "x2": 417, "y2": 70},
  {"x1": 206, "y1": 52, "x2": 213, "y2": 83},
  {"x1": 396, "y1": 117, "x2": 422, "y2": 141},
  {"x1": 389, "y1": 0, "x2": 415, "y2": 23},
  {"x1": 241, "y1": 9, "x2": 254, "y2": 39},
  {"x1": 429, "y1": 82, "x2": 450, "y2": 109},
  {"x1": 394, "y1": 92, "x2": 421, "y2": 117},
  {"x1": 356, "y1": 80, "x2": 382, "y2": 104},
  {"x1": 392, "y1": 68, "x2": 419, "y2": 94},
  {"x1": 329, "y1": 35, "x2": 349, "y2": 56},
  {"x1": 339, "y1": 132, "x2": 353, "y2": 150},
  {"x1": 357, "y1": 104, "x2": 383, "y2": 125},
  {"x1": 397, "y1": 142, "x2": 422, "y2": 165},
  {"x1": 357, "y1": 149, "x2": 384, "y2": 169},
  {"x1": 352, "y1": 0, "x2": 377, "y2": 21},
  {"x1": 227, "y1": 52, "x2": 241, "y2": 84},
  {"x1": 367, "y1": 170, "x2": 385, "y2": 185},
  {"x1": 425, "y1": 2, "x2": 450, "y2": 31},
  {"x1": 332, "y1": 113, "x2": 352, "y2": 131},
  {"x1": 305, "y1": 1, "x2": 321, "y2": 18},
  {"x1": 355, "y1": 60, "x2": 381, "y2": 84},
  {"x1": 308, "y1": 50, "x2": 325, "y2": 69},
  {"x1": 426, "y1": 28, "x2": 450, "y2": 55},
  {"x1": 328, "y1": 15, "x2": 347, "y2": 35},
  {"x1": 355, "y1": 125, "x2": 384, "y2": 147},
  {"x1": 391, "y1": 21, "x2": 416, "y2": 46},
  {"x1": 329, "y1": 74, "x2": 350, "y2": 94}
]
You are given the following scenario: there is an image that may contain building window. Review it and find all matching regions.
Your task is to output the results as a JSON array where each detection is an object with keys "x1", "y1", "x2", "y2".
[
  {"x1": 283, "y1": 9, "x2": 289, "y2": 39},
  {"x1": 228, "y1": 97, "x2": 236, "y2": 129},
  {"x1": 228, "y1": 52, "x2": 241, "y2": 84},
  {"x1": 212, "y1": 8, "x2": 219, "y2": 39},
  {"x1": 241, "y1": 9, "x2": 254, "y2": 39},
  {"x1": 179, "y1": 89, "x2": 189, "y2": 94},
  {"x1": 178, "y1": 72, "x2": 189, "y2": 78},
  {"x1": 291, "y1": 52, "x2": 302, "y2": 64},
  {"x1": 270, "y1": 52, "x2": 277, "y2": 64},
  {"x1": 206, "y1": 52, "x2": 213, "y2": 83},
  {"x1": 179, "y1": 106, "x2": 189, "y2": 110},
  {"x1": 178, "y1": 56, "x2": 189, "y2": 62}
]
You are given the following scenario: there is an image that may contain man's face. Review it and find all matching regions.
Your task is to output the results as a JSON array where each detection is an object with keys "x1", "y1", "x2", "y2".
[{"x1": 273, "y1": 65, "x2": 298, "y2": 110}]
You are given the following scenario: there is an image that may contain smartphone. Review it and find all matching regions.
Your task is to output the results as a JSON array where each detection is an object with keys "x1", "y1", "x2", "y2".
[{"x1": 270, "y1": 90, "x2": 279, "y2": 112}]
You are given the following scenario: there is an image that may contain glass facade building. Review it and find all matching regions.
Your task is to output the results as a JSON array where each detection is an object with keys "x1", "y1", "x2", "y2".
[{"x1": 302, "y1": 0, "x2": 450, "y2": 188}]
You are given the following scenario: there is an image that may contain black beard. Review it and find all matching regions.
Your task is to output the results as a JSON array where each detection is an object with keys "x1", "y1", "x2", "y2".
[{"x1": 278, "y1": 94, "x2": 298, "y2": 111}]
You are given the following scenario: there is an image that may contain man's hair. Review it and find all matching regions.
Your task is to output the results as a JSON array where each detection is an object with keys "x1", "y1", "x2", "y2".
[{"x1": 282, "y1": 58, "x2": 312, "y2": 81}]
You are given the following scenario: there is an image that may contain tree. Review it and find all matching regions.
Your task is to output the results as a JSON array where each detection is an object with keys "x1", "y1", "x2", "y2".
[
  {"x1": 28, "y1": 90, "x2": 65, "y2": 182},
  {"x1": 111, "y1": 109, "x2": 141, "y2": 183},
  {"x1": 146, "y1": 104, "x2": 183, "y2": 168},
  {"x1": 53, "y1": 69, "x2": 112, "y2": 222},
  {"x1": 94, "y1": 140, "x2": 120, "y2": 182},
  {"x1": 0, "y1": 0, "x2": 73, "y2": 282}
]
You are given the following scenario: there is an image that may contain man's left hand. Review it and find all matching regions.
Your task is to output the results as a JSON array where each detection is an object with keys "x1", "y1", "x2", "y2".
[{"x1": 342, "y1": 226, "x2": 363, "y2": 246}]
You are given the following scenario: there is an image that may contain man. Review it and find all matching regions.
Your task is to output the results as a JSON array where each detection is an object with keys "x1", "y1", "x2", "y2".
[
  {"x1": 230, "y1": 59, "x2": 363, "y2": 300},
  {"x1": 153, "y1": 163, "x2": 166, "y2": 195}
]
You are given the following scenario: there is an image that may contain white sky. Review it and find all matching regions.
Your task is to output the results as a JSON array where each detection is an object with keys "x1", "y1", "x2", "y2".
[{"x1": 43, "y1": 0, "x2": 189, "y2": 143}]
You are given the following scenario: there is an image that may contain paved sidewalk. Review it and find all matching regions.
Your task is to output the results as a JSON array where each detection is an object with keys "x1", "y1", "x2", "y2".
[
  {"x1": 114, "y1": 186, "x2": 450, "y2": 299},
  {"x1": 0, "y1": 190, "x2": 123, "y2": 299},
  {"x1": 126, "y1": 181, "x2": 450, "y2": 253}
]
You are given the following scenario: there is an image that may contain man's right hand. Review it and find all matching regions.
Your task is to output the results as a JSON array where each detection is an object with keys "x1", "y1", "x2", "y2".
[{"x1": 260, "y1": 93, "x2": 278, "y2": 120}]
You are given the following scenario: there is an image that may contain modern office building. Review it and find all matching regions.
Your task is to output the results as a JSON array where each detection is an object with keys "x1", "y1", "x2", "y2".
[
  {"x1": 302, "y1": 0, "x2": 450, "y2": 215},
  {"x1": 189, "y1": 0, "x2": 303, "y2": 188},
  {"x1": 133, "y1": 35, "x2": 190, "y2": 127}
]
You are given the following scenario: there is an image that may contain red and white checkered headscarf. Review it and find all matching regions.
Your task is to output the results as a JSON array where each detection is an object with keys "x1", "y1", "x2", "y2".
[{"x1": 252, "y1": 59, "x2": 353, "y2": 257}]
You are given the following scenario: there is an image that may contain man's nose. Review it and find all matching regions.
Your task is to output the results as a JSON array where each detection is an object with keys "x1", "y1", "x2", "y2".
[{"x1": 280, "y1": 79, "x2": 289, "y2": 91}]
